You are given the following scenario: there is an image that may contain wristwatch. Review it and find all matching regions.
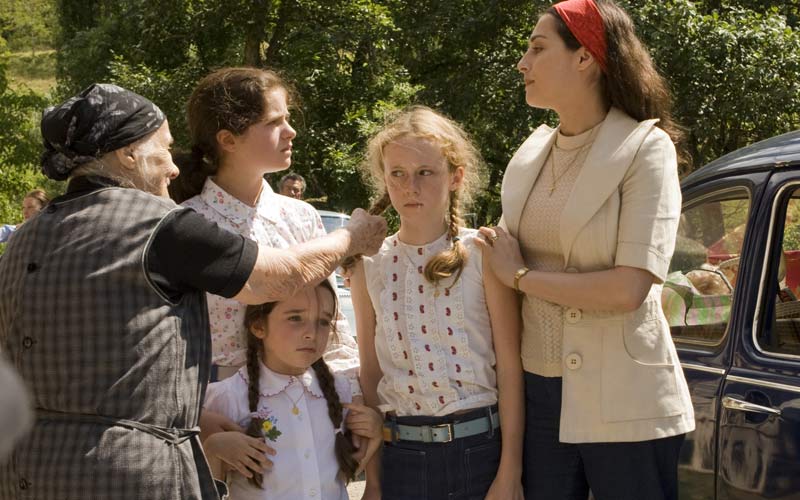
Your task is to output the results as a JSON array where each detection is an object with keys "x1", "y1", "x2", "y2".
[{"x1": 513, "y1": 267, "x2": 530, "y2": 293}]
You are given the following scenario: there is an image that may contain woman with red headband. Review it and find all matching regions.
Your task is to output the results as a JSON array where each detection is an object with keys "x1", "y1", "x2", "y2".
[{"x1": 476, "y1": 1, "x2": 694, "y2": 499}]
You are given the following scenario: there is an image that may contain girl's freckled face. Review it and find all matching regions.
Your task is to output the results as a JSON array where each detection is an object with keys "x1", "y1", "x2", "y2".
[{"x1": 383, "y1": 136, "x2": 461, "y2": 224}]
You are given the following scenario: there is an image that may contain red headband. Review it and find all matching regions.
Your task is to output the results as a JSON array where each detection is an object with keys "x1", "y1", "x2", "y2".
[{"x1": 553, "y1": 0, "x2": 608, "y2": 72}]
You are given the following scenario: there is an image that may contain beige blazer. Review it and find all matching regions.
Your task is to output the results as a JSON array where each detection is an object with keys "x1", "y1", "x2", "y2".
[{"x1": 501, "y1": 108, "x2": 695, "y2": 443}]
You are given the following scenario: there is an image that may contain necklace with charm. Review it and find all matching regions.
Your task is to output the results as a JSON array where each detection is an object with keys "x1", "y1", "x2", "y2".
[
  {"x1": 548, "y1": 126, "x2": 599, "y2": 197},
  {"x1": 283, "y1": 386, "x2": 305, "y2": 416}
]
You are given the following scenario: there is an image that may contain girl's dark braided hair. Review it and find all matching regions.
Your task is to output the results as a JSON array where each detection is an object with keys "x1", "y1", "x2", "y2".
[{"x1": 241, "y1": 278, "x2": 357, "y2": 487}]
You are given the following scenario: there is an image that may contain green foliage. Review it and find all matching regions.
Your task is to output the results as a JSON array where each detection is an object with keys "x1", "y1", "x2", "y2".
[
  {"x1": 0, "y1": 0, "x2": 57, "y2": 52},
  {"x1": 0, "y1": 37, "x2": 61, "y2": 226},
  {"x1": 28, "y1": 0, "x2": 800, "y2": 224},
  {"x1": 628, "y1": 0, "x2": 800, "y2": 170}
]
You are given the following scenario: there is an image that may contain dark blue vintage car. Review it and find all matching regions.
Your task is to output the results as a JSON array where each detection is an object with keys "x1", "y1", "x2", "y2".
[{"x1": 667, "y1": 131, "x2": 800, "y2": 499}]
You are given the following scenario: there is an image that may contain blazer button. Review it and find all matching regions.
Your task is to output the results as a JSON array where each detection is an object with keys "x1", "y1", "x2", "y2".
[
  {"x1": 22, "y1": 337, "x2": 35, "y2": 349},
  {"x1": 565, "y1": 307, "x2": 582, "y2": 324},
  {"x1": 26, "y1": 262, "x2": 39, "y2": 273},
  {"x1": 565, "y1": 353, "x2": 583, "y2": 370},
  {"x1": 18, "y1": 478, "x2": 29, "y2": 490}
]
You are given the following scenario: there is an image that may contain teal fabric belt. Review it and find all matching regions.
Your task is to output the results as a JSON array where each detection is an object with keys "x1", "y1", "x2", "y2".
[{"x1": 383, "y1": 409, "x2": 499, "y2": 443}]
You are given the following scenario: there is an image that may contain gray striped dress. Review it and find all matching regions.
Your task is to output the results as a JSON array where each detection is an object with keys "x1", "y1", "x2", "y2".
[{"x1": 0, "y1": 187, "x2": 219, "y2": 499}]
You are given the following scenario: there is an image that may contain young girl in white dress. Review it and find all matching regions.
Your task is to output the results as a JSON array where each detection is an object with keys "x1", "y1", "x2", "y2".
[
  {"x1": 202, "y1": 279, "x2": 381, "y2": 499},
  {"x1": 349, "y1": 106, "x2": 525, "y2": 500}
]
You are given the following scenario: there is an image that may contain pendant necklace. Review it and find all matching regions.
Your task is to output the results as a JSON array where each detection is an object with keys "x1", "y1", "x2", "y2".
[
  {"x1": 548, "y1": 126, "x2": 599, "y2": 197},
  {"x1": 283, "y1": 386, "x2": 305, "y2": 416}
]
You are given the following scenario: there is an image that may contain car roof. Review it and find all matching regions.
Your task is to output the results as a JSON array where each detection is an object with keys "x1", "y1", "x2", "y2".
[
  {"x1": 682, "y1": 129, "x2": 800, "y2": 187},
  {"x1": 317, "y1": 210, "x2": 349, "y2": 218}
]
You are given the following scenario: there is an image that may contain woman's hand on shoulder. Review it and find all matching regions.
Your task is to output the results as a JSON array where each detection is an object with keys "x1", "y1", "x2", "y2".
[
  {"x1": 202, "y1": 431, "x2": 276, "y2": 479},
  {"x1": 475, "y1": 226, "x2": 525, "y2": 288}
]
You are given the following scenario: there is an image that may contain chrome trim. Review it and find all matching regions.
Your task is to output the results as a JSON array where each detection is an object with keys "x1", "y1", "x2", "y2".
[
  {"x1": 681, "y1": 363, "x2": 726, "y2": 375},
  {"x1": 727, "y1": 374, "x2": 800, "y2": 394},
  {"x1": 722, "y1": 395, "x2": 782, "y2": 416},
  {"x1": 753, "y1": 181, "x2": 800, "y2": 362},
  {"x1": 682, "y1": 186, "x2": 751, "y2": 211}
]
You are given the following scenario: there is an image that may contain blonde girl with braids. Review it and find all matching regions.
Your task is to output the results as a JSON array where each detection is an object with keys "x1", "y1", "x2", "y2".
[
  {"x1": 350, "y1": 106, "x2": 524, "y2": 500},
  {"x1": 202, "y1": 279, "x2": 383, "y2": 500}
]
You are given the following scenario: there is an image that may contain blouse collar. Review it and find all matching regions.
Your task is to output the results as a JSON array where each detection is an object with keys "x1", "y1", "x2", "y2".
[
  {"x1": 237, "y1": 361, "x2": 324, "y2": 398},
  {"x1": 199, "y1": 177, "x2": 281, "y2": 224}
]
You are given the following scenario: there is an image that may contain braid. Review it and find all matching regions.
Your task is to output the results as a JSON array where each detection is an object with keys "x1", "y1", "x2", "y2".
[
  {"x1": 424, "y1": 192, "x2": 468, "y2": 287},
  {"x1": 169, "y1": 144, "x2": 219, "y2": 203},
  {"x1": 311, "y1": 359, "x2": 359, "y2": 483},
  {"x1": 340, "y1": 192, "x2": 391, "y2": 273},
  {"x1": 244, "y1": 328, "x2": 266, "y2": 488}
]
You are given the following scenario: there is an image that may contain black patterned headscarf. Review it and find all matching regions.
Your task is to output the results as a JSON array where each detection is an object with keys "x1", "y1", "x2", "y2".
[{"x1": 40, "y1": 83, "x2": 166, "y2": 181}]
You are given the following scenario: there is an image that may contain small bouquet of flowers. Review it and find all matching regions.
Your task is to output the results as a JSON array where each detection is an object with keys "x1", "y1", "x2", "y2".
[
  {"x1": 245, "y1": 408, "x2": 283, "y2": 489},
  {"x1": 260, "y1": 414, "x2": 282, "y2": 442}
]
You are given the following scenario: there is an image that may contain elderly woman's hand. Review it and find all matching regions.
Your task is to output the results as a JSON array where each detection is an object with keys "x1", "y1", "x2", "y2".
[
  {"x1": 475, "y1": 226, "x2": 526, "y2": 289},
  {"x1": 346, "y1": 208, "x2": 387, "y2": 257}
]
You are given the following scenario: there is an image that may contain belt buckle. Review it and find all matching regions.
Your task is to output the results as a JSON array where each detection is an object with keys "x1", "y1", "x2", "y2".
[{"x1": 431, "y1": 423, "x2": 454, "y2": 443}]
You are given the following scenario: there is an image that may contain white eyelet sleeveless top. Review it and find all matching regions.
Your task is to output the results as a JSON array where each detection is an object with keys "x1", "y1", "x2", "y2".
[{"x1": 362, "y1": 228, "x2": 498, "y2": 416}]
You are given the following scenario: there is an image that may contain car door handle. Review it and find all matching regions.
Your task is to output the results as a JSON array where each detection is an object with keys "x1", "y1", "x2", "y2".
[{"x1": 722, "y1": 396, "x2": 782, "y2": 416}]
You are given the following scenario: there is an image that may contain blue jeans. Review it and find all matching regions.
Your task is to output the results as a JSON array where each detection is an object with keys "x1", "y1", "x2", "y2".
[
  {"x1": 522, "y1": 372, "x2": 685, "y2": 500},
  {"x1": 381, "y1": 405, "x2": 501, "y2": 500}
]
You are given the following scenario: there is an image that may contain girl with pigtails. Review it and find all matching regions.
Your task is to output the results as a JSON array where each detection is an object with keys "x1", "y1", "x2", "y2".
[
  {"x1": 349, "y1": 106, "x2": 525, "y2": 500},
  {"x1": 202, "y1": 279, "x2": 382, "y2": 499}
]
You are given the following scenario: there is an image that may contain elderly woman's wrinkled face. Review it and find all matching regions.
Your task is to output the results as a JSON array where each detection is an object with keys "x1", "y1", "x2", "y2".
[{"x1": 132, "y1": 121, "x2": 179, "y2": 197}]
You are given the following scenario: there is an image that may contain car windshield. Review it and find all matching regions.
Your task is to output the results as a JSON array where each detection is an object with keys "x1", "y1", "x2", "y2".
[{"x1": 320, "y1": 213, "x2": 349, "y2": 234}]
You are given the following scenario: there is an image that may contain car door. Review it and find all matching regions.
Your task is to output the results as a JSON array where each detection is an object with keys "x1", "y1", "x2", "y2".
[
  {"x1": 670, "y1": 175, "x2": 765, "y2": 500},
  {"x1": 716, "y1": 169, "x2": 800, "y2": 500}
]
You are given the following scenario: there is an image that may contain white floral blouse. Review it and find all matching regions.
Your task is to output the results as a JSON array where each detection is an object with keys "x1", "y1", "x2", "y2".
[
  {"x1": 362, "y1": 228, "x2": 498, "y2": 416},
  {"x1": 182, "y1": 178, "x2": 360, "y2": 390}
]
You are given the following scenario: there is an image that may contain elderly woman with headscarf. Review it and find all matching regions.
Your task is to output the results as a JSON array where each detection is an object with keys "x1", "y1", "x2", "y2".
[{"x1": 0, "y1": 84, "x2": 386, "y2": 500}]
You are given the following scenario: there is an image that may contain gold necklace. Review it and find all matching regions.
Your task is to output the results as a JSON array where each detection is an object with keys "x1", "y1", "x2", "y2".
[
  {"x1": 548, "y1": 129, "x2": 598, "y2": 197},
  {"x1": 283, "y1": 385, "x2": 305, "y2": 416}
]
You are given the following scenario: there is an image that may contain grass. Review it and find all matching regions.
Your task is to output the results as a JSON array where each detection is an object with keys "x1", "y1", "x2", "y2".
[{"x1": 5, "y1": 49, "x2": 57, "y2": 95}]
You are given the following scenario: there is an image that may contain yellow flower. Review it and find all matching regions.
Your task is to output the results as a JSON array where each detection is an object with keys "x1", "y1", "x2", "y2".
[{"x1": 262, "y1": 420, "x2": 273, "y2": 432}]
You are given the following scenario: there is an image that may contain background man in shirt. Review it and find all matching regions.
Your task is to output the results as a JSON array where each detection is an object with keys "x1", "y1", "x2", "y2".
[{"x1": 278, "y1": 172, "x2": 306, "y2": 199}]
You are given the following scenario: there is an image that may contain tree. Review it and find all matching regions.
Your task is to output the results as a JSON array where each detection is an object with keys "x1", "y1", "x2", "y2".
[
  {"x1": 0, "y1": 0, "x2": 57, "y2": 53},
  {"x1": 48, "y1": 0, "x2": 800, "y2": 223},
  {"x1": 627, "y1": 0, "x2": 800, "y2": 170},
  {"x1": 58, "y1": 0, "x2": 417, "y2": 211},
  {"x1": 0, "y1": 36, "x2": 60, "y2": 227}
]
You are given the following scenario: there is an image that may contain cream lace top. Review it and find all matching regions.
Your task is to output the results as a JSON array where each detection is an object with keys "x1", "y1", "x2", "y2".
[{"x1": 519, "y1": 125, "x2": 598, "y2": 377}]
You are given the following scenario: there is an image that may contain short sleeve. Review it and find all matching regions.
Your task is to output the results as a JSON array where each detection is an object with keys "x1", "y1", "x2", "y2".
[
  {"x1": 146, "y1": 208, "x2": 258, "y2": 299},
  {"x1": 614, "y1": 128, "x2": 682, "y2": 283},
  {"x1": 308, "y1": 205, "x2": 328, "y2": 239},
  {"x1": 0, "y1": 225, "x2": 16, "y2": 244},
  {"x1": 203, "y1": 376, "x2": 249, "y2": 425},
  {"x1": 333, "y1": 373, "x2": 354, "y2": 405},
  {"x1": 324, "y1": 332, "x2": 362, "y2": 398}
]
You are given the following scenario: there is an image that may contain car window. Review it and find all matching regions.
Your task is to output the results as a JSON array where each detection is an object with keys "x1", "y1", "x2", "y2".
[
  {"x1": 320, "y1": 214, "x2": 349, "y2": 234},
  {"x1": 664, "y1": 188, "x2": 750, "y2": 345},
  {"x1": 758, "y1": 186, "x2": 800, "y2": 357}
]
